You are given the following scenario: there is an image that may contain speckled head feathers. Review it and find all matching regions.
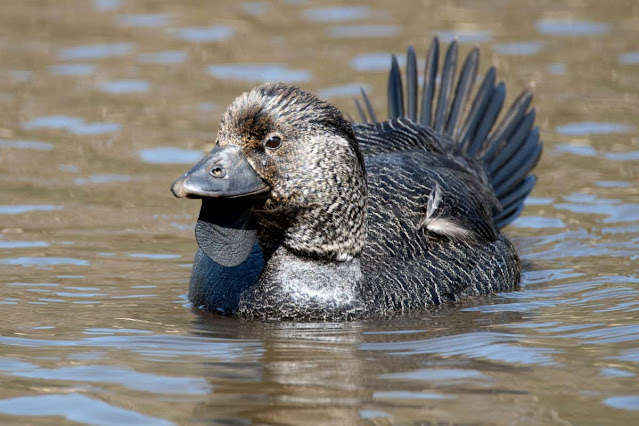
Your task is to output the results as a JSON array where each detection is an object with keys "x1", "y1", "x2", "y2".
[
  {"x1": 216, "y1": 82, "x2": 367, "y2": 261},
  {"x1": 219, "y1": 83, "x2": 360, "y2": 157}
]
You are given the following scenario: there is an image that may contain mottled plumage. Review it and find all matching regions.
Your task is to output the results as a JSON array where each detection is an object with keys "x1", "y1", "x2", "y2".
[{"x1": 179, "y1": 38, "x2": 542, "y2": 321}]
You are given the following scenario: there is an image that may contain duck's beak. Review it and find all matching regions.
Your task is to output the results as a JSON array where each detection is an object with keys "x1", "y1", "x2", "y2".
[{"x1": 171, "y1": 145, "x2": 270, "y2": 199}]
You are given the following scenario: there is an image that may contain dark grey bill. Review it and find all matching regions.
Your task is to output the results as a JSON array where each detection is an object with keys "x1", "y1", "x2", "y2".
[
  {"x1": 171, "y1": 144, "x2": 269, "y2": 199},
  {"x1": 171, "y1": 145, "x2": 269, "y2": 266}
]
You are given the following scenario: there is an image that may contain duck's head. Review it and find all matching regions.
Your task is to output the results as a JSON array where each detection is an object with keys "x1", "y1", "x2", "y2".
[{"x1": 172, "y1": 82, "x2": 367, "y2": 261}]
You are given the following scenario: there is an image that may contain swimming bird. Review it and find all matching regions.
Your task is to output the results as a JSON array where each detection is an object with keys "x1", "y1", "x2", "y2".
[{"x1": 171, "y1": 38, "x2": 542, "y2": 320}]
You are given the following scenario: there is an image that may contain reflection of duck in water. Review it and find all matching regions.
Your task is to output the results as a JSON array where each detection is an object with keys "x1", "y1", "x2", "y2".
[{"x1": 172, "y1": 38, "x2": 542, "y2": 320}]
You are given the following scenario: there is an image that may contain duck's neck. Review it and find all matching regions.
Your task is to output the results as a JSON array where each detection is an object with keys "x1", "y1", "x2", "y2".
[
  {"x1": 256, "y1": 176, "x2": 368, "y2": 262},
  {"x1": 239, "y1": 245, "x2": 367, "y2": 320}
]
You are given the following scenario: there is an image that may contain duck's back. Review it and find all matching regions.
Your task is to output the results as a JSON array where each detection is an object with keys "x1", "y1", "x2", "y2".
[
  {"x1": 351, "y1": 39, "x2": 542, "y2": 313},
  {"x1": 356, "y1": 120, "x2": 520, "y2": 313}
]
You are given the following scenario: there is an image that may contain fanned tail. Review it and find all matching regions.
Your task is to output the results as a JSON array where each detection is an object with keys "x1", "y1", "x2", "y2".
[{"x1": 355, "y1": 37, "x2": 542, "y2": 229}]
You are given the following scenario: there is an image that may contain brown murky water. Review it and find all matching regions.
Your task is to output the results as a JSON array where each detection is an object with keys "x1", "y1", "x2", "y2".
[{"x1": 1, "y1": 0, "x2": 638, "y2": 424}]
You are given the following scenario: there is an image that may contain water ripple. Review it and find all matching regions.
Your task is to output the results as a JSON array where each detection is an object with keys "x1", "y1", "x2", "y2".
[
  {"x1": 302, "y1": 6, "x2": 370, "y2": 22},
  {"x1": 556, "y1": 121, "x2": 634, "y2": 135},
  {"x1": 521, "y1": 268, "x2": 585, "y2": 284},
  {"x1": 242, "y1": 2, "x2": 267, "y2": 16},
  {"x1": 330, "y1": 25, "x2": 400, "y2": 38},
  {"x1": 360, "y1": 409, "x2": 391, "y2": 419},
  {"x1": 360, "y1": 332, "x2": 559, "y2": 365},
  {"x1": 605, "y1": 151, "x2": 639, "y2": 161},
  {"x1": 536, "y1": 20, "x2": 610, "y2": 36},
  {"x1": 0, "y1": 139, "x2": 54, "y2": 150},
  {"x1": 171, "y1": 26, "x2": 234, "y2": 42},
  {"x1": 57, "y1": 164, "x2": 80, "y2": 173},
  {"x1": 23, "y1": 115, "x2": 121, "y2": 135},
  {"x1": 511, "y1": 216, "x2": 565, "y2": 229},
  {"x1": 435, "y1": 30, "x2": 492, "y2": 44},
  {"x1": 604, "y1": 395, "x2": 639, "y2": 411},
  {"x1": 0, "y1": 257, "x2": 89, "y2": 267},
  {"x1": 351, "y1": 52, "x2": 397, "y2": 72},
  {"x1": 493, "y1": 41, "x2": 543, "y2": 55},
  {"x1": 1, "y1": 361, "x2": 211, "y2": 395},
  {"x1": 554, "y1": 325, "x2": 639, "y2": 345},
  {"x1": 93, "y1": 0, "x2": 122, "y2": 12},
  {"x1": 208, "y1": 64, "x2": 311, "y2": 83},
  {"x1": 381, "y1": 368, "x2": 487, "y2": 381},
  {"x1": 615, "y1": 348, "x2": 639, "y2": 362},
  {"x1": 138, "y1": 51, "x2": 187, "y2": 64},
  {"x1": 0, "y1": 394, "x2": 173, "y2": 426},
  {"x1": 139, "y1": 147, "x2": 202, "y2": 164},
  {"x1": 115, "y1": 14, "x2": 169, "y2": 28},
  {"x1": 0, "y1": 241, "x2": 49, "y2": 249},
  {"x1": 75, "y1": 174, "x2": 130, "y2": 184},
  {"x1": 600, "y1": 368, "x2": 635, "y2": 378},
  {"x1": 373, "y1": 391, "x2": 453, "y2": 400},
  {"x1": 0, "y1": 335, "x2": 263, "y2": 360},
  {"x1": 555, "y1": 144, "x2": 597, "y2": 157},
  {"x1": 618, "y1": 51, "x2": 639, "y2": 65},
  {"x1": 554, "y1": 196, "x2": 639, "y2": 223},
  {"x1": 0, "y1": 204, "x2": 63, "y2": 214},
  {"x1": 97, "y1": 79, "x2": 150, "y2": 93},
  {"x1": 127, "y1": 253, "x2": 181, "y2": 260},
  {"x1": 59, "y1": 43, "x2": 135, "y2": 60},
  {"x1": 317, "y1": 83, "x2": 370, "y2": 99},
  {"x1": 48, "y1": 63, "x2": 95, "y2": 75},
  {"x1": 548, "y1": 63, "x2": 566, "y2": 74}
]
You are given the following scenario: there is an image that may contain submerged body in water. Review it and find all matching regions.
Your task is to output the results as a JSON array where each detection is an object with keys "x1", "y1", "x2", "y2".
[{"x1": 172, "y1": 38, "x2": 542, "y2": 320}]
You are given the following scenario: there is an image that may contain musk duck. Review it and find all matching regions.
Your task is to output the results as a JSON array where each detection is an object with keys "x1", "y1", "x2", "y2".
[{"x1": 171, "y1": 38, "x2": 542, "y2": 320}]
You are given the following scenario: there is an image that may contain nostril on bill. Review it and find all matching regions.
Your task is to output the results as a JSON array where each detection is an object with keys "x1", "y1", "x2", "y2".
[{"x1": 209, "y1": 166, "x2": 226, "y2": 178}]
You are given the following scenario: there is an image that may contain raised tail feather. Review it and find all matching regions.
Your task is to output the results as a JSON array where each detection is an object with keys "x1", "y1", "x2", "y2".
[{"x1": 355, "y1": 37, "x2": 542, "y2": 229}]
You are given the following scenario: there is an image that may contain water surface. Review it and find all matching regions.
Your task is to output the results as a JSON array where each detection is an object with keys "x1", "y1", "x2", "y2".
[{"x1": 1, "y1": 0, "x2": 638, "y2": 424}]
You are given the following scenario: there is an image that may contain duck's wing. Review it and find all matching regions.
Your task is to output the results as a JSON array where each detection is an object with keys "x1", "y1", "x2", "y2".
[
  {"x1": 354, "y1": 37, "x2": 542, "y2": 229},
  {"x1": 354, "y1": 114, "x2": 446, "y2": 156}
]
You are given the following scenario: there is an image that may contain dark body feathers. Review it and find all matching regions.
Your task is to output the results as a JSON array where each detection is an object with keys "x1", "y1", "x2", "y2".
[
  {"x1": 357, "y1": 119, "x2": 519, "y2": 315},
  {"x1": 345, "y1": 38, "x2": 542, "y2": 316}
]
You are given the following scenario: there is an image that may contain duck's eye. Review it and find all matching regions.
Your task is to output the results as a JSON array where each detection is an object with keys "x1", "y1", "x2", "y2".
[{"x1": 265, "y1": 135, "x2": 282, "y2": 150}]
